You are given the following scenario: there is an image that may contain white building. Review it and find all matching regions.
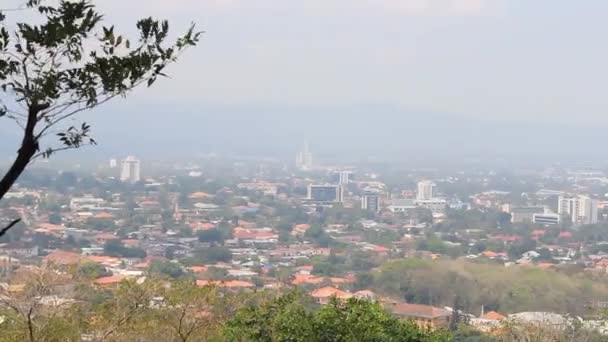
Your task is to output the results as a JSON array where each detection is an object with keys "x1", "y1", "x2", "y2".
[
  {"x1": 109, "y1": 158, "x2": 117, "y2": 168},
  {"x1": 70, "y1": 195, "x2": 105, "y2": 211},
  {"x1": 416, "y1": 181, "x2": 434, "y2": 201},
  {"x1": 296, "y1": 142, "x2": 313, "y2": 170},
  {"x1": 120, "y1": 156, "x2": 141, "y2": 183},
  {"x1": 533, "y1": 212, "x2": 561, "y2": 225},
  {"x1": 361, "y1": 192, "x2": 380, "y2": 213},
  {"x1": 558, "y1": 195, "x2": 598, "y2": 225}
]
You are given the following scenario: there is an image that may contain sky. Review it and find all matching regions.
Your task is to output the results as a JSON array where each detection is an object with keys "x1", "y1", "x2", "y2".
[
  {"x1": 2, "y1": 0, "x2": 608, "y2": 161},
  {"x1": 92, "y1": 0, "x2": 608, "y2": 123}
]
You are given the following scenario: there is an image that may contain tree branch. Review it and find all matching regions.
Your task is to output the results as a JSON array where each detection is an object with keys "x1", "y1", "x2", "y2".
[{"x1": 0, "y1": 218, "x2": 21, "y2": 238}]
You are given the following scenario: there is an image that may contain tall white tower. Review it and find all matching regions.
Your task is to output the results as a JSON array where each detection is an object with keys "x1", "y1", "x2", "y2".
[
  {"x1": 296, "y1": 142, "x2": 313, "y2": 170},
  {"x1": 558, "y1": 194, "x2": 598, "y2": 225},
  {"x1": 120, "y1": 156, "x2": 141, "y2": 183},
  {"x1": 416, "y1": 181, "x2": 434, "y2": 201}
]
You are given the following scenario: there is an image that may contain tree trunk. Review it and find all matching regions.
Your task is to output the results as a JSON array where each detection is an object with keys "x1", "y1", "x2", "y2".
[
  {"x1": 0, "y1": 139, "x2": 37, "y2": 201},
  {"x1": 0, "y1": 105, "x2": 41, "y2": 202}
]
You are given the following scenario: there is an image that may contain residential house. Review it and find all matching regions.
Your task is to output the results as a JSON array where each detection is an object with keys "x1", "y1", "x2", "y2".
[{"x1": 390, "y1": 303, "x2": 452, "y2": 329}]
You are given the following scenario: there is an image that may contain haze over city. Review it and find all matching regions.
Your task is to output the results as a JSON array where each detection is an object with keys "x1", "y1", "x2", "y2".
[
  {"x1": 3, "y1": 0, "x2": 608, "y2": 162},
  {"x1": 2, "y1": 1, "x2": 608, "y2": 341}
]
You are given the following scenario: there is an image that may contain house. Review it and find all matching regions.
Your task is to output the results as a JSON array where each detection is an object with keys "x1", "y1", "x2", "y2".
[
  {"x1": 310, "y1": 286, "x2": 352, "y2": 305},
  {"x1": 292, "y1": 274, "x2": 324, "y2": 285},
  {"x1": 390, "y1": 303, "x2": 452, "y2": 329},
  {"x1": 292, "y1": 224, "x2": 311, "y2": 236},
  {"x1": 195, "y1": 280, "x2": 255, "y2": 289},
  {"x1": 354, "y1": 290, "x2": 377, "y2": 301},
  {"x1": 481, "y1": 311, "x2": 506, "y2": 321},
  {"x1": 0, "y1": 242, "x2": 39, "y2": 258},
  {"x1": 189, "y1": 266, "x2": 208, "y2": 273},
  {"x1": 94, "y1": 275, "x2": 126, "y2": 289},
  {"x1": 44, "y1": 250, "x2": 83, "y2": 266}
]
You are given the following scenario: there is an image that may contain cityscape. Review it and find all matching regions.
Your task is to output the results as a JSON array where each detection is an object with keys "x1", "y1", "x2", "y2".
[
  {"x1": 3, "y1": 144, "x2": 608, "y2": 339},
  {"x1": 2, "y1": 0, "x2": 608, "y2": 341}
]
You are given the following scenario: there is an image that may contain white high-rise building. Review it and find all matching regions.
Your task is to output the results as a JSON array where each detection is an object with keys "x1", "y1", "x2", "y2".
[
  {"x1": 120, "y1": 156, "x2": 141, "y2": 183},
  {"x1": 109, "y1": 158, "x2": 117, "y2": 168},
  {"x1": 361, "y1": 192, "x2": 381, "y2": 213},
  {"x1": 296, "y1": 142, "x2": 313, "y2": 170},
  {"x1": 416, "y1": 181, "x2": 434, "y2": 201},
  {"x1": 334, "y1": 170, "x2": 352, "y2": 185},
  {"x1": 558, "y1": 195, "x2": 598, "y2": 225}
]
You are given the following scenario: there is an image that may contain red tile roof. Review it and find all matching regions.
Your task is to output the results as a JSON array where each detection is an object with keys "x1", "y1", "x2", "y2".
[
  {"x1": 94, "y1": 275, "x2": 126, "y2": 285},
  {"x1": 310, "y1": 286, "x2": 352, "y2": 299},
  {"x1": 196, "y1": 280, "x2": 255, "y2": 288},
  {"x1": 481, "y1": 311, "x2": 506, "y2": 320},
  {"x1": 391, "y1": 303, "x2": 451, "y2": 319},
  {"x1": 44, "y1": 250, "x2": 82, "y2": 265}
]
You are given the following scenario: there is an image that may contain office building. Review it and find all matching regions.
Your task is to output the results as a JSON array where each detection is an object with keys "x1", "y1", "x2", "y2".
[
  {"x1": 120, "y1": 156, "x2": 141, "y2": 183},
  {"x1": 510, "y1": 206, "x2": 544, "y2": 224},
  {"x1": 296, "y1": 142, "x2": 313, "y2": 170},
  {"x1": 533, "y1": 213, "x2": 560, "y2": 225},
  {"x1": 558, "y1": 195, "x2": 598, "y2": 225},
  {"x1": 361, "y1": 192, "x2": 380, "y2": 213},
  {"x1": 388, "y1": 199, "x2": 417, "y2": 213},
  {"x1": 332, "y1": 170, "x2": 353, "y2": 185},
  {"x1": 416, "y1": 181, "x2": 434, "y2": 201},
  {"x1": 308, "y1": 184, "x2": 343, "y2": 203}
]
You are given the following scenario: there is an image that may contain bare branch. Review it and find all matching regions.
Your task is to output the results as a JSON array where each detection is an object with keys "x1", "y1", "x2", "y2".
[{"x1": 0, "y1": 218, "x2": 21, "y2": 238}]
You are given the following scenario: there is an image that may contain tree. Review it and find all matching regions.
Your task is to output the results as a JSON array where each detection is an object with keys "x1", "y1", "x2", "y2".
[
  {"x1": 103, "y1": 239, "x2": 146, "y2": 258},
  {"x1": 194, "y1": 246, "x2": 232, "y2": 264},
  {"x1": 197, "y1": 228, "x2": 224, "y2": 244},
  {"x1": 0, "y1": 0, "x2": 201, "y2": 236},
  {"x1": 148, "y1": 260, "x2": 186, "y2": 279},
  {"x1": 151, "y1": 281, "x2": 225, "y2": 341},
  {"x1": 47, "y1": 212, "x2": 62, "y2": 225},
  {"x1": 0, "y1": 266, "x2": 81, "y2": 342},
  {"x1": 224, "y1": 292, "x2": 451, "y2": 342}
]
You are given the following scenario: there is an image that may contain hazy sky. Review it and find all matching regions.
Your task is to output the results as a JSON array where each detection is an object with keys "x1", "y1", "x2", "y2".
[
  {"x1": 90, "y1": 0, "x2": 608, "y2": 124},
  {"x1": 2, "y1": 0, "x2": 608, "y2": 161}
]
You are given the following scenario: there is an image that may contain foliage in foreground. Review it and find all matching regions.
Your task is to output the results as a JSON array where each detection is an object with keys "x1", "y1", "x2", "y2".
[{"x1": 224, "y1": 292, "x2": 452, "y2": 342}]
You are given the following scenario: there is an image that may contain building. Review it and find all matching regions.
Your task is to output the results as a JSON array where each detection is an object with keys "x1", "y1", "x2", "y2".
[
  {"x1": 415, "y1": 198, "x2": 447, "y2": 214},
  {"x1": 533, "y1": 212, "x2": 560, "y2": 225},
  {"x1": 120, "y1": 156, "x2": 141, "y2": 183},
  {"x1": 361, "y1": 192, "x2": 380, "y2": 213},
  {"x1": 558, "y1": 195, "x2": 598, "y2": 225},
  {"x1": 390, "y1": 303, "x2": 452, "y2": 329},
  {"x1": 70, "y1": 195, "x2": 105, "y2": 211},
  {"x1": 388, "y1": 199, "x2": 417, "y2": 213},
  {"x1": 510, "y1": 206, "x2": 544, "y2": 224},
  {"x1": 332, "y1": 170, "x2": 353, "y2": 185},
  {"x1": 416, "y1": 181, "x2": 434, "y2": 201},
  {"x1": 296, "y1": 142, "x2": 313, "y2": 170},
  {"x1": 308, "y1": 184, "x2": 343, "y2": 203},
  {"x1": 109, "y1": 158, "x2": 117, "y2": 168}
]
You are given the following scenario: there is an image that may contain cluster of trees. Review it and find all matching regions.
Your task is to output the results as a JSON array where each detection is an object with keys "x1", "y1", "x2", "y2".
[
  {"x1": 371, "y1": 258, "x2": 608, "y2": 316},
  {"x1": 103, "y1": 239, "x2": 146, "y2": 259},
  {"x1": 225, "y1": 292, "x2": 451, "y2": 342},
  {"x1": 0, "y1": 268, "x2": 451, "y2": 342},
  {"x1": 3, "y1": 265, "x2": 608, "y2": 341}
]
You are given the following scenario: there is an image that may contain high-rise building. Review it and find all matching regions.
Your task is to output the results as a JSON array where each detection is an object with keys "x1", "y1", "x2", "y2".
[
  {"x1": 308, "y1": 184, "x2": 343, "y2": 203},
  {"x1": 332, "y1": 170, "x2": 353, "y2": 185},
  {"x1": 120, "y1": 156, "x2": 141, "y2": 183},
  {"x1": 416, "y1": 181, "x2": 434, "y2": 201},
  {"x1": 361, "y1": 192, "x2": 380, "y2": 213},
  {"x1": 296, "y1": 142, "x2": 313, "y2": 170},
  {"x1": 558, "y1": 195, "x2": 598, "y2": 225},
  {"x1": 109, "y1": 158, "x2": 117, "y2": 168}
]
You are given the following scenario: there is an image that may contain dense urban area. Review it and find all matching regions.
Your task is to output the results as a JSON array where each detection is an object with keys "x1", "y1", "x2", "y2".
[{"x1": 1, "y1": 145, "x2": 608, "y2": 340}]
